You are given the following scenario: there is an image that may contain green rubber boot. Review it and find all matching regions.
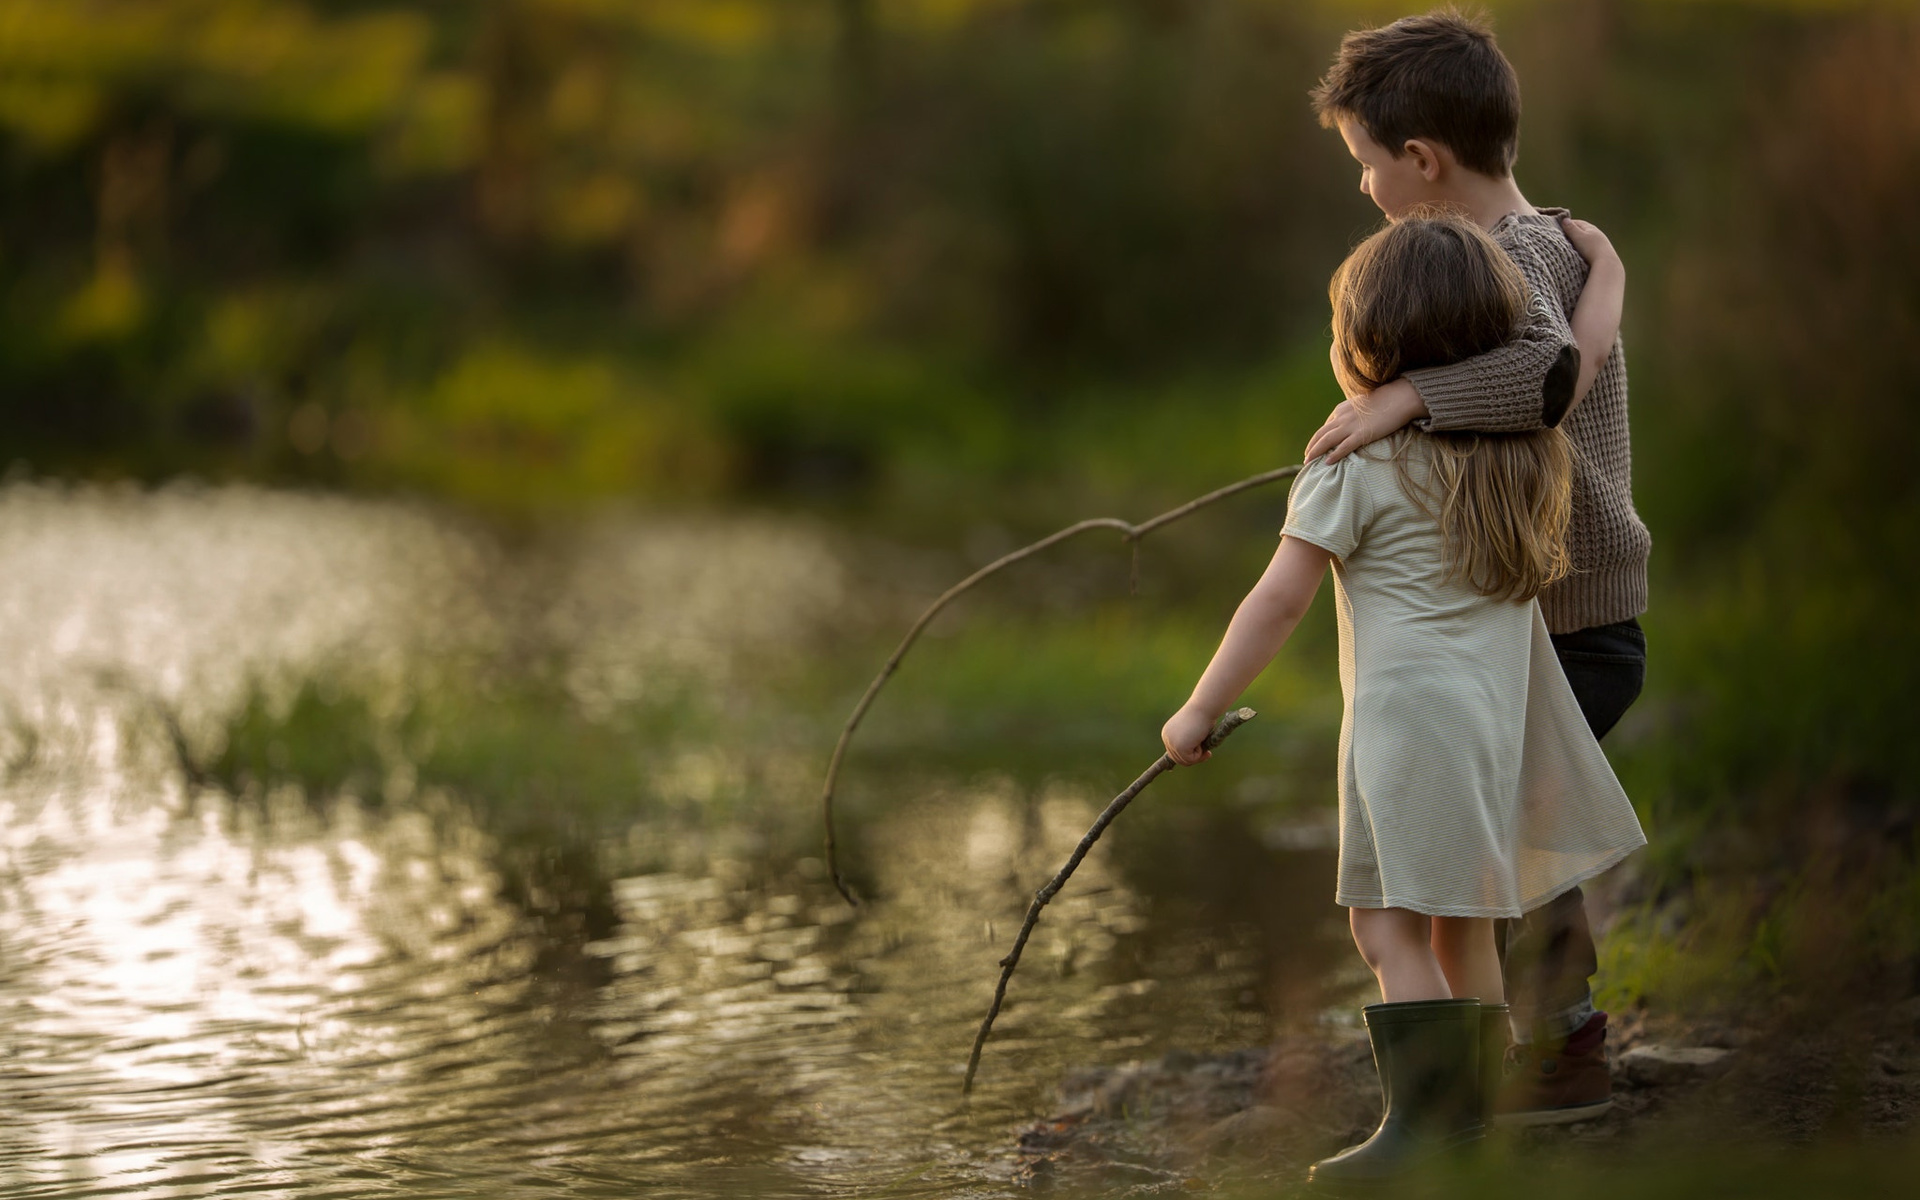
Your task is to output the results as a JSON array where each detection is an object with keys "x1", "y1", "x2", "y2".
[
  {"x1": 1307, "y1": 998, "x2": 1485, "y2": 1189},
  {"x1": 1479, "y1": 1002, "x2": 1512, "y2": 1123}
]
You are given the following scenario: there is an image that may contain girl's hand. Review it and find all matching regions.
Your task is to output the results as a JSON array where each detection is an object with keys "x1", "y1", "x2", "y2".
[
  {"x1": 1162, "y1": 704, "x2": 1219, "y2": 766},
  {"x1": 1559, "y1": 217, "x2": 1619, "y2": 268},
  {"x1": 1304, "y1": 378, "x2": 1427, "y2": 464}
]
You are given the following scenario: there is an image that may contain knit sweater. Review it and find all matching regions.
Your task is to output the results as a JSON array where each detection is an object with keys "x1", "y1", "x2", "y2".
[{"x1": 1402, "y1": 207, "x2": 1651, "y2": 635}]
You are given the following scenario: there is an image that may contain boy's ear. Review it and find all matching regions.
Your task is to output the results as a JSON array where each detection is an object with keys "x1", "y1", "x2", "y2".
[{"x1": 1402, "y1": 138, "x2": 1445, "y2": 182}]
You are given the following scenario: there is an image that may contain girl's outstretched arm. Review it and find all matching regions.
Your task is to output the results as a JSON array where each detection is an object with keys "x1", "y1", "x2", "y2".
[{"x1": 1163, "y1": 535, "x2": 1334, "y2": 764}]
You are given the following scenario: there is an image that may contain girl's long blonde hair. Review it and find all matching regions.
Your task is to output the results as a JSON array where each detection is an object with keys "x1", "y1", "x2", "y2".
[{"x1": 1330, "y1": 209, "x2": 1573, "y2": 602}]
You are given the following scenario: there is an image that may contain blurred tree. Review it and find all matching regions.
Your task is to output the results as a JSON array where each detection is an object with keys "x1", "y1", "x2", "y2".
[{"x1": 0, "y1": 3, "x2": 1914, "y2": 827}]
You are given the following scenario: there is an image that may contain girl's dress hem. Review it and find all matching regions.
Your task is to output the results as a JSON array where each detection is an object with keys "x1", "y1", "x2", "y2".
[{"x1": 1334, "y1": 840, "x2": 1645, "y2": 920}]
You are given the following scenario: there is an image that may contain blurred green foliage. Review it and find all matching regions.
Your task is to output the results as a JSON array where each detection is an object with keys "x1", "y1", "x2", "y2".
[
  {"x1": 0, "y1": 0, "x2": 1364, "y2": 501},
  {"x1": 7, "y1": 0, "x2": 1919, "y2": 992}
]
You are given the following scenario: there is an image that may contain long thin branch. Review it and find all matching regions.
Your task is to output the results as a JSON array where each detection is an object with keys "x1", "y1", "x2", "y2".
[
  {"x1": 961, "y1": 707, "x2": 1256, "y2": 1095},
  {"x1": 820, "y1": 464, "x2": 1301, "y2": 904}
]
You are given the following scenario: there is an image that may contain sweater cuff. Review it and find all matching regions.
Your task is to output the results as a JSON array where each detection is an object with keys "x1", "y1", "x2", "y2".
[{"x1": 1403, "y1": 365, "x2": 1547, "y2": 433}]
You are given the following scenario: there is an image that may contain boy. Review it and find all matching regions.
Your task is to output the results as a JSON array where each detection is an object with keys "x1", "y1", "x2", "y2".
[{"x1": 1304, "y1": 9, "x2": 1652, "y2": 1126}]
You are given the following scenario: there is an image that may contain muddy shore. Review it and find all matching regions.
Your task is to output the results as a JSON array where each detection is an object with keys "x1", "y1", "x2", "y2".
[{"x1": 1009, "y1": 997, "x2": 1920, "y2": 1193}]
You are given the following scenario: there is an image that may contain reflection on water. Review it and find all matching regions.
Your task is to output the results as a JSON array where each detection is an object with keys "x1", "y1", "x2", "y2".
[
  {"x1": 0, "y1": 483, "x2": 1340, "y2": 1198},
  {"x1": 0, "y1": 482, "x2": 495, "y2": 741},
  {"x1": 544, "y1": 515, "x2": 848, "y2": 716}
]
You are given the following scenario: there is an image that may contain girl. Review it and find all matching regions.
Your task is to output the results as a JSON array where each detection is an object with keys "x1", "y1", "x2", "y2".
[{"x1": 1161, "y1": 211, "x2": 1644, "y2": 1186}]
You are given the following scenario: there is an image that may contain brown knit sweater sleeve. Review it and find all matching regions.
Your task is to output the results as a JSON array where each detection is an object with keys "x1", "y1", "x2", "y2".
[
  {"x1": 1453, "y1": 210, "x2": 1650, "y2": 635},
  {"x1": 1402, "y1": 221, "x2": 1581, "y2": 432}
]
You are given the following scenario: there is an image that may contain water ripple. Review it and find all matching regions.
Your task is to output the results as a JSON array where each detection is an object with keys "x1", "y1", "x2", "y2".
[{"x1": 0, "y1": 485, "x2": 1333, "y2": 1198}]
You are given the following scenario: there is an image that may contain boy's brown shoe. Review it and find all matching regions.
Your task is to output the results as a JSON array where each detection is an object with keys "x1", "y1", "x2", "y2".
[{"x1": 1491, "y1": 1012, "x2": 1612, "y2": 1127}]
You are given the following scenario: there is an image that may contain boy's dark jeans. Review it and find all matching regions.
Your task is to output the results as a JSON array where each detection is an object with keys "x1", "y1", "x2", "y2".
[{"x1": 1497, "y1": 617, "x2": 1646, "y2": 1040}]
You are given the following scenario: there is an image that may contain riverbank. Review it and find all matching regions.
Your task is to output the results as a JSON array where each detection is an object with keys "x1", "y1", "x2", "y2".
[
  {"x1": 999, "y1": 838, "x2": 1920, "y2": 1196},
  {"x1": 1008, "y1": 992, "x2": 1920, "y2": 1195}
]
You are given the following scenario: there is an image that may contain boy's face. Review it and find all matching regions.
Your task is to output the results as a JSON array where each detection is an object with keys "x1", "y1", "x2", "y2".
[{"x1": 1337, "y1": 116, "x2": 1434, "y2": 220}]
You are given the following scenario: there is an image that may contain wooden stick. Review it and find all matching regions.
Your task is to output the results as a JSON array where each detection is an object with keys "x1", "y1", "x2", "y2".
[
  {"x1": 961, "y1": 707, "x2": 1256, "y2": 1095},
  {"x1": 820, "y1": 465, "x2": 1300, "y2": 904}
]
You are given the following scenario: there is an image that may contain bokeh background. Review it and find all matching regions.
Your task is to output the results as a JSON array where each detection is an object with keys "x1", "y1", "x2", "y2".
[{"x1": 1, "y1": 1, "x2": 1917, "y2": 1196}]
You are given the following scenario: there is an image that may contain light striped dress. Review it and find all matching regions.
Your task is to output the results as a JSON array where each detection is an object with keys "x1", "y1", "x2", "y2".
[{"x1": 1281, "y1": 438, "x2": 1646, "y2": 918}]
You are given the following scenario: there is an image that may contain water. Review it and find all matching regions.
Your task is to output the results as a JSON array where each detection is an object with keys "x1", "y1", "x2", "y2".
[{"x1": 0, "y1": 482, "x2": 1345, "y2": 1198}]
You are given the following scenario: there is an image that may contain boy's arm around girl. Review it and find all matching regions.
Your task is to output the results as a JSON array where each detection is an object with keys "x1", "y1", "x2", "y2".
[{"x1": 1305, "y1": 217, "x2": 1626, "y2": 467}]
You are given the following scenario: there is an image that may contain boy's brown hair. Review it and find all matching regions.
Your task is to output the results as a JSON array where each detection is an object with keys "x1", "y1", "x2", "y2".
[{"x1": 1311, "y1": 8, "x2": 1521, "y2": 179}]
